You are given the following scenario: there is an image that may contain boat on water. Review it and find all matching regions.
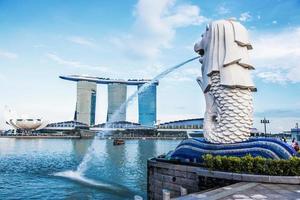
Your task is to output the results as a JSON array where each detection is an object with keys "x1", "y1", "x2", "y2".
[{"x1": 113, "y1": 139, "x2": 125, "y2": 145}]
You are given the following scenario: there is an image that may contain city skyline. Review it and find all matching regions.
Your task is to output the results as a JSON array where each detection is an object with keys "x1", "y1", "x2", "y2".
[{"x1": 0, "y1": 0, "x2": 300, "y2": 133}]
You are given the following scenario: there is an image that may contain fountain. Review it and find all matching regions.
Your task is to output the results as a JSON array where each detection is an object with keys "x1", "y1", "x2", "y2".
[
  {"x1": 76, "y1": 55, "x2": 199, "y2": 174},
  {"x1": 147, "y1": 19, "x2": 299, "y2": 200},
  {"x1": 170, "y1": 19, "x2": 296, "y2": 161},
  {"x1": 54, "y1": 56, "x2": 200, "y2": 194}
]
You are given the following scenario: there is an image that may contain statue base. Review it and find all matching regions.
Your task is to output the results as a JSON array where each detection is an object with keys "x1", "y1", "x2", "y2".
[{"x1": 170, "y1": 137, "x2": 297, "y2": 162}]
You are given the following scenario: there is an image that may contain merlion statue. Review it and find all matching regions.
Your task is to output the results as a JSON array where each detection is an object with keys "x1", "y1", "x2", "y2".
[
  {"x1": 194, "y1": 19, "x2": 256, "y2": 144},
  {"x1": 169, "y1": 19, "x2": 296, "y2": 161}
]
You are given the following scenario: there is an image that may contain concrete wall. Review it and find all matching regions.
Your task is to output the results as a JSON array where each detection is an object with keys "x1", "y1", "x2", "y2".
[
  {"x1": 107, "y1": 83, "x2": 127, "y2": 122},
  {"x1": 147, "y1": 159, "x2": 235, "y2": 200},
  {"x1": 138, "y1": 84, "x2": 157, "y2": 126},
  {"x1": 76, "y1": 81, "x2": 97, "y2": 126},
  {"x1": 148, "y1": 159, "x2": 300, "y2": 199}
]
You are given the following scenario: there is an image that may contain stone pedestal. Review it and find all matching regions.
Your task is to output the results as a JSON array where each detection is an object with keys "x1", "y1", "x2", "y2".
[
  {"x1": 147, "y1": 158, "x2": 300, "y2": 200},
  {"x1": 147, "y1": 159, "x2": 236, "y2": 200}
]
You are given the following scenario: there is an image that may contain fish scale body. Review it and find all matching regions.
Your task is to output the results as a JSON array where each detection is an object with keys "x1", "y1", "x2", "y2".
[{"x1": 205, "y1": 72, "x2": 253, "y2": 143}]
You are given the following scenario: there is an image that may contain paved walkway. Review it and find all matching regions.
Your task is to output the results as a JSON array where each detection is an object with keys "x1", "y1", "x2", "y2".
[{"x1": 174, "y1": 182, "x2": 300, "y2": 200}]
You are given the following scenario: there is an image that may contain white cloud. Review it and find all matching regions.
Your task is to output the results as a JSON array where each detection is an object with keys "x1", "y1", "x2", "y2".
[
  {"x1": 132, "y1": 58, "x2": 201, "y2": 82},
  {"x1": 67, "y1": 36, "x2": 95, "y2": 47},
  {"x1": 0, "y1": 49, "x2": 18, "y2": 59},
  {"x1": 165, "y1": 73, "x2": 193, "y2": 82},
  {"x1": 164, "y1": 4, "x2": 207, "y2": 27},
  {"x1": 33, "y1": 44, "x2": 46, "y2": 48},
  {"x1": 272, "y1": 20, "x2": 277, "y2": 24},
  {"x1": 254, "y1": 117, "x2": 299, "y2": 133},
  {"x1": 217, "y1": 5, "x2": 230, "y2": 15},
  {"x1": 46, "y1": 53, "x2": 108, "y2": 72},
  {"x1": 164, "y1": 67, "x2": 201, "y2": 82},
  {"x1": 134, "y1": 63, "x2": 165, "y2": 78},
  {"x1": 251, "y1": 27, "x2": 300, "y2": 83},
  {"x1": 255, "y1": 71, "x2": 288, "y2": 84},
  {"x1": 0, "y1": 73, "x2": 7, "y2": 82},
  {"x1": 239, "y1": 12, "x2": 252, "y2": 22},
  {"x1": 111, "y1": 0, "x2": 207, "y2": 59}
]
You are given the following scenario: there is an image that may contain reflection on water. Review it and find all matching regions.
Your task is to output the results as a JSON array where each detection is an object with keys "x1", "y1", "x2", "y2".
[
  {"x1": 0, "y1": 138, "x2": 180, "y2": 199},
  {"x1": 71, "y1": 139, "x2": 93, "y2": 158}
]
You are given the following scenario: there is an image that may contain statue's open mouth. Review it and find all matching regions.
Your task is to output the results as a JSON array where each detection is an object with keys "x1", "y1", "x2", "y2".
[
  {"x1": 195, "y1": 48, "x2": 204, "y2": 64},
  {"x1": 197, "y1": 49, "x2": 205, "y2": 56},
  {"x1": 194, "y1": 41, "x2": 204, "y2": 56}
]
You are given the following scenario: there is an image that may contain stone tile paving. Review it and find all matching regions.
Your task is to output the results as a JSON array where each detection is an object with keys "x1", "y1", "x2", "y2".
[{"x1": 174, "y1": 182, "x2": 300, "y2": 200}]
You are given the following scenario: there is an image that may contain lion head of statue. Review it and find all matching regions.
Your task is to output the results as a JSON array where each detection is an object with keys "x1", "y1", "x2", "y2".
[{"x1": 194, "y1": 19, "x2": 256, "y2": 93}]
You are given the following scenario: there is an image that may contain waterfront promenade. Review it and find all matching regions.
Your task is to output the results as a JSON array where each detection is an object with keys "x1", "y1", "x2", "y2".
[
  {"x1": 0, "y1": 134, "x2": 186, "y2": 140},
  {"x1": 174, "y1": 182, "x2": 300, "y2": 200},
  {"x1": 0, "y1": 135, "x2": 186, "y2": 140},
  {"x1": 0, "y1": 135, "x2": 80, "y2": 139},
  {"x1": 148, "y1": 158, "x2": 300, "y2": 200}
]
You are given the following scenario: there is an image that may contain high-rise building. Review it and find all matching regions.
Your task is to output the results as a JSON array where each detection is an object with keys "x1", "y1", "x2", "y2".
[
  {"x1": 75, "y1": 81, "x2": 97, "y2": 126},
  {"x1": 107, "y1": 83, "x2": 127, "y2": 122},
  {"x1": 60, "y1": 75, "x2": 158, "y2": 127},
  {"x1": 138, "y1": 84, "x2": 157, "y2": 126}
]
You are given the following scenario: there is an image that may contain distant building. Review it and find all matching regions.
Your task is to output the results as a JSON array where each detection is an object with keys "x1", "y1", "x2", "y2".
[
  {"x1": 157, "y1": 118, "x2": 204, "y2": 129},
  {"x1": 40, "y1": 120, "x2": 90, "y2": 136},
  {"x1": 6, "y1": 118, "x2": 48, "y2": 133},
  {"x1": 92, "y1": 121, "x2": 154, "y2": 130},
  {"x1": 138, "y1": 84, "x2": 157, "y2": 126},
  {"x1": 60, "y1": 75, "x2": 159, "y2": 127},
  {"x1": 107, "y1": 83, "x2": 127, "y2": 122},
  {"x1": 91, "y1": 121, "x2": 157, "y2": 137},
  {"x1": 44, "y1": 120, "x2": 89, "y2": 130},
  {"x1": 75, "y1": 81, "x2": 97, "y2": 126},
  {"x1": 291, "y1": 128, "x2": 300, "y2": 141},
  {"x1": 250, "y1": 128, "x2": 260, "y2": 136}
]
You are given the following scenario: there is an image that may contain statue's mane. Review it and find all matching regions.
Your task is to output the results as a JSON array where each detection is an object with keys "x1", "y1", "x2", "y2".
[{"x1": 202, "y1": 19, "x2": 256, "y2": 92}]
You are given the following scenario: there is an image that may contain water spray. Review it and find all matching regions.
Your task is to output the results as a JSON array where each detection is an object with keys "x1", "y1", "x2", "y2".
[
  {"x1": 55, "y1": 56, "x2": 200, "y2": 194},
  {"x1": 76, "y1": 56, "x2": 200, "y2": 174}
]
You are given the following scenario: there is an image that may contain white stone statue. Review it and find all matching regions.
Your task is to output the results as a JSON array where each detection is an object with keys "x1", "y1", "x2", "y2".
[{"x1": 194, "y1": 19, "x2": 256, "y2": 144}]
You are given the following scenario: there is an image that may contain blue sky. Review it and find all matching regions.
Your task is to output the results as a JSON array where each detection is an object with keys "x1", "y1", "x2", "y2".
[{"x1": 0, "y1": 0, "x2": 299, "y2": 133}]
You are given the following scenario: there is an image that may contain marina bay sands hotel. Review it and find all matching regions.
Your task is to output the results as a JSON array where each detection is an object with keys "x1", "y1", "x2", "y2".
[{"x1": 60, "y1": 75, "x2": 158, "y2": 127}]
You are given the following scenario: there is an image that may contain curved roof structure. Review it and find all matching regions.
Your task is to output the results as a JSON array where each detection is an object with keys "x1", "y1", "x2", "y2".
[
  {"x1": 7, "y1": 118, "x2": 47, "y2": 130},
  {"x1": 159, "y1": 118, "x2": 204, "y2": 126},
  {"x1": 46, "y1": 120, "x2": 88, "y2": 128},
  {"x1": 93, "y1": 121, "x2": 155, "y2": 129},
  {"x1": 60, "y1": 75, "x2": 159, "y2": 85}
]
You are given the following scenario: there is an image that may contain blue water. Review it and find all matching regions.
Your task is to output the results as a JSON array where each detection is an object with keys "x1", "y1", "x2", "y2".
[{"x1": 0, "y1": 138, "x2": 180, "y2": 199}]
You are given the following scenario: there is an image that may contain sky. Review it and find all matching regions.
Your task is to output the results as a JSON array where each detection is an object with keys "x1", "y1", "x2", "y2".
[{"x1": 0, "y1": 0, "x2": 299, "y2": 133}]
